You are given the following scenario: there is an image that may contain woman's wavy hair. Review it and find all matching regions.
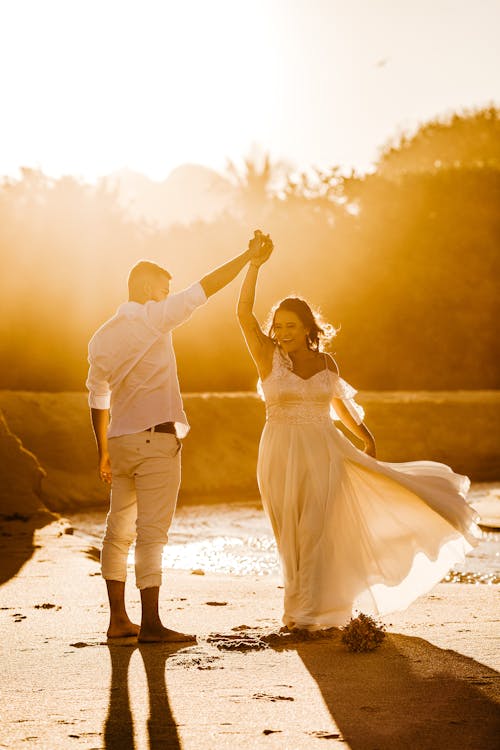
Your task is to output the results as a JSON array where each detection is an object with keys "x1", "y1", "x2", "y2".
[{"x1": 267, "y1": 297, "x2": 338, "y2": 352}]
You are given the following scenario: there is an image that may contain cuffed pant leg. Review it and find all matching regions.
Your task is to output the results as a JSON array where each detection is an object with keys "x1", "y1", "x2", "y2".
[
  {"x1": 134, "y1": 434, "x2": 181, "y2": 590},
  {"x1": 102, "y1": 443, "x2": 137, "y2": 583}
]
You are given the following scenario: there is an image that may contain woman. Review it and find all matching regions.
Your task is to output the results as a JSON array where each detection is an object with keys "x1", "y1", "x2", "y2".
[{"x1": 237, "y1": 239, "x2": 479, "y2": 631}]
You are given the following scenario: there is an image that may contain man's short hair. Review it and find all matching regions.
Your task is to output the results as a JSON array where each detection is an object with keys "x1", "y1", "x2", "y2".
[{"x1": 128, "y1": 260, "x2": 171, "y2": 294}]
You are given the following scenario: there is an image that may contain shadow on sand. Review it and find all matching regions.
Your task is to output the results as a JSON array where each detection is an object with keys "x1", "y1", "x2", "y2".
[
  {"x1": 207, "y1": 626, "x2": 499, "y2": 748},
  {"x1": 295, "y1": 632, "x2": 500, "y2": 750},
  {"x1": 0, "y1": 513, "x2": 54, "y2": 585},
  {"x1": 104, "y1": 641, "x2": 185, "y2": 750},
  {"x1": 102, "y1": 629, "x2": 499, "y2": 749}
]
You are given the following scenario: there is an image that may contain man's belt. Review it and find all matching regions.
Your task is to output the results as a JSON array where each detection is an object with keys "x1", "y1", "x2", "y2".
[{"x1": 147, "y1": 422, "x2": 176, "y2": 435}]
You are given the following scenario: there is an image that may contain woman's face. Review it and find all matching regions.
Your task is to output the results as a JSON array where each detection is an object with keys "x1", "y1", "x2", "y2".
[{"x1": 273, "y1": 309, "x2": 309, "y2": 353}]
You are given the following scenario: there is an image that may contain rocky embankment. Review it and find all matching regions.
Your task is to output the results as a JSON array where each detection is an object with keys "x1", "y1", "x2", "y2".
[
  {"x1": 0, "y1": 390, "x2": 499, "y2": 514},
  {"x1": 0, "y1": 410, "x2": 57, "y2": 582}
]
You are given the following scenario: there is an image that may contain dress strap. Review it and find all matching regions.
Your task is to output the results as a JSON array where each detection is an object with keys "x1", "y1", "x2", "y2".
[{"x1": 323, "y1": 353, "x2": 329, "y2": 371}]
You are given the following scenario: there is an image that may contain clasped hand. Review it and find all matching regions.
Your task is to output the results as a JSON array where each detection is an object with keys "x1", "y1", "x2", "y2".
[{"x1": 248, "y1": 229, "x2": 274, "y2": 266}]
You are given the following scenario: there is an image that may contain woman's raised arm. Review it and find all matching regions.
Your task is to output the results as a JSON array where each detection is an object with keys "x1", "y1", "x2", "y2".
[{"x1": 237, "y1": 240, "x2": 275, "y2": 380}]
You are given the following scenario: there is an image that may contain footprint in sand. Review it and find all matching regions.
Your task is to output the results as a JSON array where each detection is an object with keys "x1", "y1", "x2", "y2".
[
  {"x1": 207, "y1": 633, "x2": 268, "y2": 651},
  {"x1": 34, "y1": 603, "x2": 60, "y2": 610},
  {"x1": 308, "y1": 730, "x2": 343, "y2": 739},
  {"x1": 253, "y1": 693, "x2": 294, "y2": 702}
]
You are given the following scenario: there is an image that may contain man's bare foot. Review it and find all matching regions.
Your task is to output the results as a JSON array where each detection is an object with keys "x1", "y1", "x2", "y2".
[
  {"x1": 107, "y1": 618, "x2": 140, "y2": 638},
  {"x1": 138, "y1": 625, "x2": 196, "y2": 643}
]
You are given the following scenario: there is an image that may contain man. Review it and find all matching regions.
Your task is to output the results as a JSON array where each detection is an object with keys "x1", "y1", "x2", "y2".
[{"x1": 87, "y1": 230, "x2": 273, "y2": 643}]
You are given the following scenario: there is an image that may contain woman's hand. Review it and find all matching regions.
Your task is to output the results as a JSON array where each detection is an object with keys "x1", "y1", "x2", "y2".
[
  {"x1": 363, "y1": 436, "x2": 377, "y2": 458},
  {"x1": 248, "y1": 231, "x2": 273, "y2": 267}
]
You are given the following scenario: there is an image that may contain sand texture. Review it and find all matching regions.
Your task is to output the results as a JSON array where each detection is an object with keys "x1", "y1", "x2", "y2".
[{"x1": 1, "y1": 519, "x2": 499, "y2": 750}]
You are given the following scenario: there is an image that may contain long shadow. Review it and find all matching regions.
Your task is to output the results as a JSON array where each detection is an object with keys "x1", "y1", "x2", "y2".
[
  {"x1": 0, "y1": 512, "x2": 54, "y2": 585},
  {"x1": 295, "y1": 632, "x2": 500, "y2": 749},
  {"x1": 104, "y1": 642, "x2": 185, "y2": 750},
  {"x1": 104, "y1": 643, "x2": 136, "y2": 749}
]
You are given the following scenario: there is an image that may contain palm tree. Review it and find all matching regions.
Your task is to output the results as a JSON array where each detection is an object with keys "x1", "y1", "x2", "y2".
[{"x1": 225, "y1": 147, "x2": 288, "y2": 220}]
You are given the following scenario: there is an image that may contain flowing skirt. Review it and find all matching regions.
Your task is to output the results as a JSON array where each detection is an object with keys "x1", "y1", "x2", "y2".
[{"x1": 257, "y1": 419, "x2": 479, "y2": 629}]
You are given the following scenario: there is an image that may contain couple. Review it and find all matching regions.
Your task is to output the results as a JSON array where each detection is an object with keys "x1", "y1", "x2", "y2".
[{"x1": 87, "y1": 230, "x2": 478, "y2": 642}]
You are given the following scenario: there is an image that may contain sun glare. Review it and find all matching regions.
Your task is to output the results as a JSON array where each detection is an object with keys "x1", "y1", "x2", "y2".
[
  {"x1": 0, "y1": 0, "x2": 276, "y2": 181},
  {"x1": 0, "y1": 0, "x2": 499, "y2": 181}
]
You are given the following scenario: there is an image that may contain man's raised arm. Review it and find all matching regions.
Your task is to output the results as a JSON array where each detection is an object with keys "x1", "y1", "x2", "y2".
[{"x1": 200, "y1": 230, "x2": 268, "y2": 297}]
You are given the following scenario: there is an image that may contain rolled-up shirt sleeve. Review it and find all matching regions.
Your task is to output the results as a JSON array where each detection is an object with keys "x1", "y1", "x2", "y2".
[
  {"x1": 86, "y1": 351, "x2": 111, "y2": 410},
  {"x1": 146, "y1": 282, "x2": 208, "y2": 332}
]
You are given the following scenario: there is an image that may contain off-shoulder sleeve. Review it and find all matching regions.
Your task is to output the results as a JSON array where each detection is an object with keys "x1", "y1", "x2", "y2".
[{"x1": 328, "y1": 371, "x2": 365, "y2": 425}]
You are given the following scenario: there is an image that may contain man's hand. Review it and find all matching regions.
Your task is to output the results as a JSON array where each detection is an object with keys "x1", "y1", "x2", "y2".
[
  {"x1": 199, "y1": 231, "x2": 273, "y2": 298},
  {"x1": 248, "y1": 229, "x2": 265, "y2": 257},
  {"x1": 248, "y1": 230, "x2": 274, "y2": 267},
  {"x1": 99, "y1": 452, "x2": 112, "y2": 485}
]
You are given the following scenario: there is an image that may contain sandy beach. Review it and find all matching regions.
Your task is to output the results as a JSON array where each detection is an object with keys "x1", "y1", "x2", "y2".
[
  {"x1": 1, "y1": 392, "x2": 499, "y2": 748},
  {"x1": 1, "y1": 514, "x2": 499, "y2": 750}
]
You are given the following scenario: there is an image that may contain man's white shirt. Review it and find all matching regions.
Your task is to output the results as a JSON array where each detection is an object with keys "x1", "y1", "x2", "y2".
[{"x1": 86, "y1": 282, "x2": 207, "y2": 438}]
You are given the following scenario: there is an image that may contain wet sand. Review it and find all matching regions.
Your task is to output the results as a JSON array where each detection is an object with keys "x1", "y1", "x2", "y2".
[{"x1": 1, "y1": 517, "x2": 499, "y2": 749}]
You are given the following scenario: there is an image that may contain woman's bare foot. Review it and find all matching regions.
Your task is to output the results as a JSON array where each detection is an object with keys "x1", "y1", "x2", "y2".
[
  {"x1": 138, "y1": 625, "x2": 196, "y2": 643},
  {"x1": 107, "y1": 617, "x2": 140, "y2": 638}
]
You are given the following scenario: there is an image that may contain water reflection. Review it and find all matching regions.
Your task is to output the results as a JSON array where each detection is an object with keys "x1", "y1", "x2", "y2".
[
  {"x1": 70, "y1": 494, "x2": 499, "y2": 582},
  {"x1": 164, "y1": 534, "x2": 279, "y2": 576}
]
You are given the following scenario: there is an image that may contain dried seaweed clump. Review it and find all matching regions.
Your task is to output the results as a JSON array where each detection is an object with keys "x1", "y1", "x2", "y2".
[{"x1": 341, "y1": 613, "x2": 386, "y2": 653}]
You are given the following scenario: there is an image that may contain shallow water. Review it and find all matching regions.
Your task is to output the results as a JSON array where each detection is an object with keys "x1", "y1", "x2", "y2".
[
  {"x1": 69, "y1": 484, "x2": 500, "y2": 584},
  {"x1": 71, "y1": 502, "x2": 280, "y2": 577}
]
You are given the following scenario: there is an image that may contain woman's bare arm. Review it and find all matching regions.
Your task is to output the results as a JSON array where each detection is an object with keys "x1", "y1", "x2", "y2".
[
  {"x1": 237, "y1": 241, "x2": 274, "y2": 380},
  {"x1": 331, "y1": 398, "x2": 376, "y2": 457}
]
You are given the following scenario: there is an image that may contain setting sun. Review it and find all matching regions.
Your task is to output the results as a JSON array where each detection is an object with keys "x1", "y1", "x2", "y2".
[{"x1": 0, "y1": 1, "x2": 277, "y2": 179}]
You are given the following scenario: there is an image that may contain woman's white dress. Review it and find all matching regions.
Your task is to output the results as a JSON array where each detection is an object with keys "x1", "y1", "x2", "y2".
[{"x1": 257, "y1": 347, "x2": 479, "y2": 630}]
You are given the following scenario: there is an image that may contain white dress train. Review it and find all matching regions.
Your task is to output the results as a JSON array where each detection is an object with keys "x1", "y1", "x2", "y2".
[{"x1": 257, "y1": 347, "x2": 480, "y2": 629}]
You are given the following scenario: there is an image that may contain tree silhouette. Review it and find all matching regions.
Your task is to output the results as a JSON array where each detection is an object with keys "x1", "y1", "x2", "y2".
[
  {"x1": 225, "y1": 147, "x2": 288, "y2": 221},
  {"x1": 1, "y1": 108, "x2": 499, "y2": 391},
  {"x1": 377, "y1": 106, "x2": 500, "y2": 177}
]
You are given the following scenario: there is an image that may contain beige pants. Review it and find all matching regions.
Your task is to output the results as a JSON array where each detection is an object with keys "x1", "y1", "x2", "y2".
[{"x1": 102, "y1": 431, "x2": 181, "y2": 589}]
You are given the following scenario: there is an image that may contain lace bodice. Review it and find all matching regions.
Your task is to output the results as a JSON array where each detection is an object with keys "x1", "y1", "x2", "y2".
[{"x1": 258, "y1": 347, "x2": 364, "y2": 425}]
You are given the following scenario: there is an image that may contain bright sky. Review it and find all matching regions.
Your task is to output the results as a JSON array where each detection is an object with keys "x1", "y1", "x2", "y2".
[{"x1": 0, "y1": 0, "x2": 498, "y2": 181}]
